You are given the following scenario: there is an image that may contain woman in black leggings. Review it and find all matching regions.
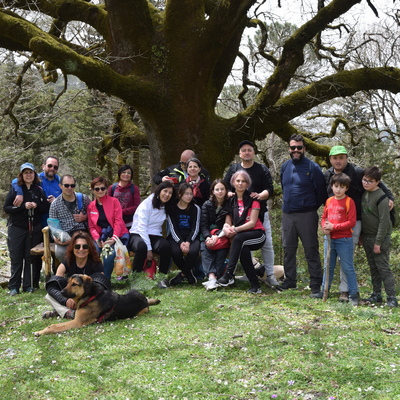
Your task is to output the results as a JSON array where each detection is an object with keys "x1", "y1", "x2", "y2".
[{"x1": 217, "y1": 170, "x2": 266, "y2": 293}]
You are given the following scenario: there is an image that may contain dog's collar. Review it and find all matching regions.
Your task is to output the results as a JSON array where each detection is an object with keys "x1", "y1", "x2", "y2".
[{"x1": 80, "y1": 294, "x2": 98, "y2": 308}]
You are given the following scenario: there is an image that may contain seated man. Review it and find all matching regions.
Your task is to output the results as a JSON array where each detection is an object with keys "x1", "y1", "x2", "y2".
[{"x1": 49, "y1": 174, "x2": 90, "y2": 263}]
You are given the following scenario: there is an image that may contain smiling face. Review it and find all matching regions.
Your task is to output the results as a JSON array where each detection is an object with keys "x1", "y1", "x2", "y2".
[
  {"x1": 93, "y1": 182, "x2": 107, "y2": 200},
  {"x1": 22, "y1": 169, "x2": 35, "y2": 185},
  {"x1": 119, "y1": 169, "x2": 132, "y2": 183},
  {"x1": 213, "y1": 182, "x2": 227, "y2": 203},
  {"x1": 239, "y1": 144, "x2": 255, "y2": 163},
  {"x1": 233, "y1": 173, "x2": 248, "y2": 193},
  {"x1": 42, "y1": 157, "x2": 59, "y2": 179},
  {"x1": 289, "y1": 140, "x2": 305, "y2": 162},
  {"x1": 187, "y1": 161, "x2": 201, "y2": 179},
  {"x1": 73, "y1": 238, "x2": 90, "y2": 260},
  {"x1": 60, "y1": 176, "x2": 76, "y2": 197},
  {"x1": 159, "y1": 187, "x2": 173, "y2": 204}
]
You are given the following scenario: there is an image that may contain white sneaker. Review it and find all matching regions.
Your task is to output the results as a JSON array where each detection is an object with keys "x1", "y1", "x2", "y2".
[{"x1": 206, "y1": 278, "x2": 218, "y2": 291}]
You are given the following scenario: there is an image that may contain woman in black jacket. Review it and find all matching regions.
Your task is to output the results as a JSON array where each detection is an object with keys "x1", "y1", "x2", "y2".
[
  {"x1": 167, "y1": 182, "x2": 201, "y2": 285},
  {"x1": 42, "y1": 231, "x2": 110, "y2": 319},
  {"x1": 201, "y1": 179, "x2": 230, "y2": 290},
  {"x1": 4, "y1": 163, "x2": 49, "y2": 295}
]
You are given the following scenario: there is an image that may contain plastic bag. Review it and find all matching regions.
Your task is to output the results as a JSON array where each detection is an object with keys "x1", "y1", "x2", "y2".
[
  {"x1": 47, "y1": 218, "x2": 71, "y2": 244},
  {"x1": 113, "y1": 236, "x2": 132, "y2": 277}
]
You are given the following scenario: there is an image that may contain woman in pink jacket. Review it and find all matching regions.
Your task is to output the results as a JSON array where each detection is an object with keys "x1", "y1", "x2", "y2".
[{"x1": 87, "y1": 177, "x2": 128, "y2": 278}]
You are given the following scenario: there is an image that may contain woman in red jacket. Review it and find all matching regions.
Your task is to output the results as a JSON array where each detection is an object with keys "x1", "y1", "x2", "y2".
[{"x1": 87, "y1": 177, "x2": 128, "y2": 278}]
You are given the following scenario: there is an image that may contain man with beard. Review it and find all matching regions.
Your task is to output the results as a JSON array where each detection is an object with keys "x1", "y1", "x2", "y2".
[{"x1": 277, "y1": 134, "x2": 327, "y2": 294}]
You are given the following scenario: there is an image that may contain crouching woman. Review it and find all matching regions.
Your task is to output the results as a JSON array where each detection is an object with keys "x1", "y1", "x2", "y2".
[
  {"x1": 217, "y1": 171, "x2": 266, "y2": 293},
  {"x1": 42, "y1": 231, "x2": 111, "y2": 319}
]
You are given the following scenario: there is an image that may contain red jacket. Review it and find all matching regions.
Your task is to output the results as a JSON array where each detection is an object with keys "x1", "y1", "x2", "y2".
[{"x1": 87, "y1": 195, "x2": 128, "y2": 241}]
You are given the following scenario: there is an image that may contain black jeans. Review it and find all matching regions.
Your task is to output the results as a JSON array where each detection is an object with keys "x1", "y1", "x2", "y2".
[
  {"x1": 8, "y1": 224, "x2": 43, "y2": 291},
  {"x1": 129, "y1": 234, "x2": 172, "y2": 274},
  {"x1": 226, "y1": 229, "x2": 266, "y2": 286}
]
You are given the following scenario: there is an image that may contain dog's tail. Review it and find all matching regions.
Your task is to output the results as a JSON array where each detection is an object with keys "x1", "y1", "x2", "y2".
[{"x1": 147, "y1": 298, "x2": 161, "y2": 306}]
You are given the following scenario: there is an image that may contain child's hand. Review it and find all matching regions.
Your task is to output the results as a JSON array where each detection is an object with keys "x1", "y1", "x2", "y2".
[
  {"x1": 373, "y1": 244, "x2": 381, "y2": 254},
  {"x1": 323, "y1": 221, "x2": 333, "y2": 231}
]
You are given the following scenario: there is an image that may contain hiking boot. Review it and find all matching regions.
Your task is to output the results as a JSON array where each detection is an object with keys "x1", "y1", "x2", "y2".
[
  {"x1": 363, "y1": 293, "x2": 383, "y2": 304},
  {"x1": 276, "y1": 281, "x2": 296, "y2": 291},
  {"x1": 310, "y1": 291, "x2": 323, "y2": 299},
  {"x1": 266, "y1": 274, "x2": 279, "y2": 287},
  {"x1": 247, "y1": 286, "x2": 262, "y2": 294},
  {"x1": 65, "y1": 310, "x2": 75, "y2": 319},
  {"x1": 169, "y1": 272, "x2": 185, "y2": 286},
  {"x1": 387, "y1": 296, "x2": 399, "y2": 308},
  {"x1": 8, "y1": 288, "x2": 19, "y2": 296},
  {"x1": 338, "y1": 292, "x2": 349, "y2": 303},
  {"x1": 349, "y1": 296, "x2": 359, "y2": 307},
  {"x1": 185, "y1": 270, "x2": 197, "y2": 285},
  {"x1": 42, "y1": 310, "x2": 59, "y2": 319},
  {"x1": 217, "y1": 273, "x2": 235, "y2": 287}
]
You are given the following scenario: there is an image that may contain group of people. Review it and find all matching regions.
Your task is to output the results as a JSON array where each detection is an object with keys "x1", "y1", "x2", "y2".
[{"x1": 4, "y1": 136, "x2": 398, "y2": 312}]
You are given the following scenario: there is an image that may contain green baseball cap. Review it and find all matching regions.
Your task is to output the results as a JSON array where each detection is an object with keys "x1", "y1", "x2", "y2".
[{"x1": 329, "y1": 145, "x2": 348, "y2": 156}]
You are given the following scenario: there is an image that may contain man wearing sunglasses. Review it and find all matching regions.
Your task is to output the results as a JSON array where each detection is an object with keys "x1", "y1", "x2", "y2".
[
  {"x1": 278, "y1": 134, "x2": 328, "y2": 294},
  {"x1": 49, "y1": 174, "x2": 91, "y2": 263},
  {"x1": 153, "y1": 149, "x2": 210, "y2": 185},
  {"x1": 12, "y1": 156, "x2": 62, "y2": 226}
]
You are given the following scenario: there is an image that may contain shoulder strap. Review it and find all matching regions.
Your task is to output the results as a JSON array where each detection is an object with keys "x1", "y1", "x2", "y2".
[
  {"x1": 76, "y1": 192, "x2": 83, "y2": 211},
  {"x1": 345, "y1": 196, "x2": 351, "y2": 214},
  {"x1": 110, "y1": 183, "x2": 118, "y2": 196},
  {"x1": 377, "y1": 194, "x2": 387, "y2": 205}
]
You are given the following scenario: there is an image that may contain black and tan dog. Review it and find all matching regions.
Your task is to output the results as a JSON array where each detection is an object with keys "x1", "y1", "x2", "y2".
[{"x1": 34, "y1": 274, "x2": 160, "y2": 336}]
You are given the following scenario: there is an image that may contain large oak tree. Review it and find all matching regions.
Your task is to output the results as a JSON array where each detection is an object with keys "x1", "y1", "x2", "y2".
[{"x1": 1, "y1": 0, "x2": 399, "y2": 176}]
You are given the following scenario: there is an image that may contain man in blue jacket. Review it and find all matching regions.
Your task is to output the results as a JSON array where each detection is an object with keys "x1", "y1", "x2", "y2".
[{"x1": 278, "y1": 134, "x2": 328, "y2": 293}]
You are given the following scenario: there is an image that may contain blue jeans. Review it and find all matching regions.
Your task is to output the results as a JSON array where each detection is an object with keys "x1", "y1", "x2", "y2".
[{"x1": 322, "y1": 237, "x2": 358, "y2": 296}]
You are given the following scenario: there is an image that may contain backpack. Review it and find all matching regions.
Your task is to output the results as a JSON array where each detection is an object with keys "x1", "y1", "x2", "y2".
[
  {"x1": 326, "y1": 195, "x2": 351, "y2": 214},
  {"x1": 377, "y1": 194, "x2": 397, "y2": 228},
  {"x1": 110, "y1": 183, "x2": 135, "y2": 198}
]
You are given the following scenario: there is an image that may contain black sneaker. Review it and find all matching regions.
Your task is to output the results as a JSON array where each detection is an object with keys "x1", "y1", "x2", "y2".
[
  {"x1": 217, "y1": 273, "x2": 235, "y2": 287},
  {"x1": 185, "y1": 270, "x2": 197, "y2": 285},
  {"x1": 157, "y1": 278, "x2": 169, "y2": 289},
  {"x1": 169, "y1": 272, "x2": 185, "y2": 286},
  {"x1": 387, "y1": 296, "x2": 399, "y2": 308},
  {"x1": 276, "y1": 281, "x2": 297, "y2": 291},
  {"x1": 254, "y1": 265, "x2": 266, "y2": 278},
  {"x1": 247, "y1": 286, "x2": 262, "y2": 294},
  {"x1": 310, "y1": 291, "x2": 323, "y2": 299},
  {"x1": 363, "y1": 293, "x2": 383, "y2": 304},
  {"x1": 349, "y1": 296, "x2": 359, "y2": 307}
]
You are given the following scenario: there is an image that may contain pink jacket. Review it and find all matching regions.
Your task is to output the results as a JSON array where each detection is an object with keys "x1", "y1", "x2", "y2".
[{"x1": 87, "y1": 195, "x2": 128, "y2": 241}]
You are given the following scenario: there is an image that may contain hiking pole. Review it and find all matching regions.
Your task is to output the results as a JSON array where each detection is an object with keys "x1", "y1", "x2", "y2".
[
  {"x1": 28, "y1": 207, "x2": 34, "y2": 291},
  {"x1": 323, "y1": 233, "x2": 331, "y2": 302}
]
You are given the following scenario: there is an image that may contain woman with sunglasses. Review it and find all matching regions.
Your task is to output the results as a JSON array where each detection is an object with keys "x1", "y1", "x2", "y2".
[
  {"x1": 107, "y1": 165, "x2": 141, "y2": 229},
  {"x1": 42, "y1": 231, "x2": 110, "y2": 319},
  {"x1": 87, "y1": 177, "x2": 128, "y2": 278}
]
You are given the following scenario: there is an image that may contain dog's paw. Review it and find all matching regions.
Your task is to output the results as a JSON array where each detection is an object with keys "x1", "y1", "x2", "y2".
[{"x1": 33, "y1": 331, "x2": 42, "y2": 337}]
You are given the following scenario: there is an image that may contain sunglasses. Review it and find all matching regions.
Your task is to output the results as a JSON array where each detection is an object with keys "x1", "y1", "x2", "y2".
[
  {"x1": 74, "y1": 244, "x2": 89, "y2": 250},
  {"x1": 47, "y1": 164, "x2": 59, "y2": 170},
  {"x1": 179, "y1": 161, "x2": 187, "y2": 167},
  {"x1": 93, "y1": 187, "x2": 107, "y2": 192},
  {"x1": 62, "y1": 184, "x2": 76, "y2": 188},
  {"x1": 289, "y1": 145, "x2": 304, "y2": 151}
]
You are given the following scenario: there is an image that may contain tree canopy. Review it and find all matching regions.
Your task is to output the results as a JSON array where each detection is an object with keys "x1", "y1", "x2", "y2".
[{"x1": 1, "y1": 0, "x2": 400, "y2": 177}]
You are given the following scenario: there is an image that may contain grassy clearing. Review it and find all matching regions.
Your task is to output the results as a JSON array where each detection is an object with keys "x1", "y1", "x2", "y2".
[{"x1": 1, "y1": 272, "x2": 400, "y2": 400}]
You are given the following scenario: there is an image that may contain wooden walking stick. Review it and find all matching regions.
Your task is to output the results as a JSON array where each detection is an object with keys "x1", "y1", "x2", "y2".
[{"x1": 323, "y1": 233, "x2": 331, "y2": 302}]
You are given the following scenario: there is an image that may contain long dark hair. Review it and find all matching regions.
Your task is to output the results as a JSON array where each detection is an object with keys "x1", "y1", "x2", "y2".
[
  {"x1": 65, "y1": 231, "x2": 101, "y2": 265},
  {"x1": 152, "y1": 181, "x2": 176, "y2": 210},
  {"x1": 17, "y1": 170, "x2": 40, "y2": 186},
  {"x1": 177, "y1": 182, "x2": 195, "y2": 209},
  {"x1": 210, "y1": 179, "x2": 228, "y2": 207}
]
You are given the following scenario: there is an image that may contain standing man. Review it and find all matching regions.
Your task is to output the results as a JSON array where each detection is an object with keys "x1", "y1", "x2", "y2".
[
  {"x1": 324, "y1": 145, "x2": 394, "y2": 302},
  {"x1": 278, "y1": 134, "x2": 327, "y2": 293},
  {"x1": 13, "y1": 156, "x2": 62, "y2": 226},
  {"x1": 224, "y1": 140, "x2": 278, "y2": 287},
  {"x1": 153, "y1": 149, "x2": 210, "y2": 185},
  {"x1": 49, "y1": 174, "x2": 91, "y2": 263}
]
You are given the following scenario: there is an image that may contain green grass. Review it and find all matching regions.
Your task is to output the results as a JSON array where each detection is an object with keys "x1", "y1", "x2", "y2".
[{"x1": 1, "y1": 273, "x2": 400, "y2": 400}]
